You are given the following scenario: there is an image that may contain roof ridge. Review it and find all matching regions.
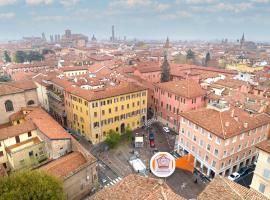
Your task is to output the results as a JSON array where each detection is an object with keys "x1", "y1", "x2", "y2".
[{"x1": 219, "y1": 112, "x2": 226, "y2": 139}]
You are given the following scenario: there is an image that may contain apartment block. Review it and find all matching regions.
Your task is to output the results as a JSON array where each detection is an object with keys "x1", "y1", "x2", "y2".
[
  {"x1": 251, "y1": 140, "x2": 270, "y2": 198},
  {"x1": 177, "y1": 105, "x2": 270, "y2": 179},
  {"x1": 154, "y1": 80, "x2": 206, "y2": 131},
  {"x1": 65, "y1": 83, "x2": 148, "y2": 144}
]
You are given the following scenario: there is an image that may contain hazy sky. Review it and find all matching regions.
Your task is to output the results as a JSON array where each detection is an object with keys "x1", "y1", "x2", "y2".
[{"x1": 0, "y1": 0, "x2": 270, "y2": 41}]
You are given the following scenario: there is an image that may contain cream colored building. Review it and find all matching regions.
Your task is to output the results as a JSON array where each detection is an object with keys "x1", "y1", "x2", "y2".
[{"x1": 251, "y1": 140, "x2": 270, "y2": 198}]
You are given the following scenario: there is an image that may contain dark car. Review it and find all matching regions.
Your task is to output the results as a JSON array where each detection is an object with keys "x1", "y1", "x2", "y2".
[
  {"x1": 150, "y1": 139, "x2": 155, "y2": 148},
  {"x1": 149, "y1": 132, "x2": 154, "y2": 140},
  {"x1": 238, "y1": 166, "x2": 251, "y2": 176},
  {"x1": 170, "y1": 151, "x2": 181, "y2": 159}
]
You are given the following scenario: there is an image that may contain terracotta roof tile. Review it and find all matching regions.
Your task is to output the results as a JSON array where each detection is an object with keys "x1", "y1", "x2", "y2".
[
  {"x1": 66, "y1": 83, "x2": 147, "y2": 101},
  {"x1": 156, "y1": 80, "x2": 206, "y2": 98},
  {"x1": 89, "y1": 174, "x2": 185, "y2": 200},
  {"x1": 24, "y1": 107, "x2": 71, "y2": 140},
  {"x1": 180, "y1": 107, "x2": 270, "y2": 139},
  {"x1": 0, "y1": 120, "x2": 36, "y2": 141},
  {"x1": 39, "y1": 152, "x2": 87, "y2": 178},
  {"x1": 256, "y1": 139, "x2": 270, "y2": 154},
  {"x1": 198, "y1": 176, "x2": 268, "y2": 200}
]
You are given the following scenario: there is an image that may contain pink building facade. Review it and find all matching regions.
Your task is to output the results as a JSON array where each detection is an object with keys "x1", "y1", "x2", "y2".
[
  {"x1": 153, "y1": 80, "x2": 206, "y2": 131},
  {"x1": 177, "y1": 107, "x2": 270, "y2": 179}
]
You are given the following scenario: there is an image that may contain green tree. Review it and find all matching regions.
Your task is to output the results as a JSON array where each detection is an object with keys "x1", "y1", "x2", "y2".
[
  {"x1": 3, "y1": 51, "x2": 11, "y2": 63},
  {"x1": 27, "y1": 51, "x2": 44, "y2": 62},
  {"x1": 0, "y1": 170, "x2": 64, "y2": 200},
  {"x1": 42, "y1": 48, "x2": 54, "y2": 55},
  {"x1": 14, "y1": 51, "x2": 27, "y2": 63},
  {"x1": 105, "y1": 129, "x2": 120, "y2": 149},
  {"x1": 121, "y1": 127, "x2": 132, "y2": 142},
  {"x1": 160, "y1": 54, "x2": 170, "y2": 83},
  {"x1": 205, "y1": 52, "x2": 211, "y2": 66},
  {"x1": 186, "y1": 49, "x2": 195, "y2": 61}
]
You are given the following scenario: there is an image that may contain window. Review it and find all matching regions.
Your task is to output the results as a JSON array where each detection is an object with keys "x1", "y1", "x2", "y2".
[
  {"x1": 5, "y1": 100, "x2": 14, "y2": 112},
  {"x1": 27, "y1": 100, "x2": 35, "y2": 105},
  {"x1": 28, "y1": 131, "x2": 32, "y2": 137},
  {"x1": 214, "y1": 149, "x2": 219, "y2": 156},
  {"x1": 200, "y1": 140, "x2": 204, "y2": 147},
  {"x1": 93, "y1": 122, "x2": 99, "y2": 128},
  {"x1": 15, "y1": 136, "x2": 20, "y2": 143},
  {"x1": 207, "y1": 144, "x2": 211, "y2": 151},
  {"x1": 212, "y1": 160, "x2": 216, "y2": 168},
  {"x1": 29, "y1": 151, "x2": 33, "y2": 157},
  {"x1": 193, "y1": 135, "x2": 197, "y2": 142},
  {"x1": 115, "y1": 107, "x2": 118, "y2": 112},
  {"x1": 208, "y1": 133, "x2": 213, "y2": 140},
  {"x1": 216, "y1": 137, "x2": 221, "y2": 145},
  {"x1": 259, "y1": 183, "x2": 266, "y2": 193},
  {"x1": 267, "y1": 156, "x2": 270, "y2": 163},
  {"x1": 0, "y1": 151, "x2": 3, "y2": 157},
  {"x1": 102, "y1": 110, "x2": 105, "y2": 115},
  {"x1": 263, "y1": 169, "x2": 270, "y2": 179},
  {"x1": 96, "y1": 134, "x2": 98, "y2": 139},
  {"x1": 181, "y1": 128, "x2": 185, "y2": 134},
  {"x1": 121, "y1": 105, "x2": 124, "y2": 110},
  {"x1": 109, "y1": 108, "x2": 112, "y2": 114},
  {"x1": 205, "y1": 155, "x2": 209, "y2": 162},
  {"x1": 94, "y1": 112, "x2": 98, "y2": 117}
]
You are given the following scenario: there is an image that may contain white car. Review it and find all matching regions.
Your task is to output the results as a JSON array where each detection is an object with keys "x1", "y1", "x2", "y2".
[
  {"x1": 163, "y1": 127, "x2": 170, "y2": 133},
  {"x1": 228, "y1": 172, "x2": 240, "y2": 181}
]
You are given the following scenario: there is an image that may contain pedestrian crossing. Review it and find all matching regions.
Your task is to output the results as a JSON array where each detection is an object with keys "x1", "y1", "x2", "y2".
[
  {"x1": 144, "y1": 118, "x2": 157, "y2": 127},
  {"x1": 104, "y1": 177, "x2": 122, "y2": 188}
]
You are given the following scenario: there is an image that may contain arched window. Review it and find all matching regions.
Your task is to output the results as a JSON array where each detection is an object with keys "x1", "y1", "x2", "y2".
[
  {"x1": 5, "y1": 100, "x2": 14, "y2": 112},
  {"x1": 27, "y1": 100, "x2": 35, "y2": 106}
]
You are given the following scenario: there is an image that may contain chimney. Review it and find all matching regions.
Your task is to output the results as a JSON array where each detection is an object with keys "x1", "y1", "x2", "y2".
[
  {"x1": 243, "y1": 122, "x2": 248, "y2": 128},
  {"x1": 225, "y1": 122, "x2": 230, "y2": 127},
  {"x1": 231, "y1": 109, "x2": 235, "y2": 118}
]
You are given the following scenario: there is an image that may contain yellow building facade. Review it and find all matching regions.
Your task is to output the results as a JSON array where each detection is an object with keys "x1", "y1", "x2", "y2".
[
  {"x1": 251, "y1": 142, "x2": 270, "y2": 199},
  {"x1": 226, "y1": 64, "x2": 263, "y2": 73},
  {"x1": 64, "y1": 84, "x2": 148, "y2": 144}
]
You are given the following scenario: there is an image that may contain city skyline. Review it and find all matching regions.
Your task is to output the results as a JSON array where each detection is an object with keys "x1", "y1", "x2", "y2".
[{"x1": 0, "y1": 0, "x2": 270, "y2": 41}]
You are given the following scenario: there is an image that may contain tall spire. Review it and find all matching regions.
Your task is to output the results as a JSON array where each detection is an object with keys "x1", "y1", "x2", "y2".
[
  {"x1": 164, "y1": 37, "x2": 170, "y2": 49},
  {"x1": 240, "y1": 33, "x2": 245, "y2": 49}
]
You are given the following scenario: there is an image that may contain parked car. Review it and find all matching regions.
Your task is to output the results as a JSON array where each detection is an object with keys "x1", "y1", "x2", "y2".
[
  {"x1": 228, "y1": 172, "x2": 240, "y2": 181},
  {"x1": 149, "y1": 132, "x2": 154, "y2": 140},
  {"x1": 238, "y1": 166, "x2": 250, "y2": 177},
  {"x1": 163, "y1": 127, "x2": 170, "y2": 133},
  {"x1": 150, "y1": 139, "x2": 155, "y2": 148},
  {"x1": 170, "y1": 151, "x2": 181, "y2": 159}
]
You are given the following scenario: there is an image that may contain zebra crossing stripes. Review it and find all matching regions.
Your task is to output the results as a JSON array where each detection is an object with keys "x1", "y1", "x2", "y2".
[
  {"x1": 144, "y1": 118, "x2": 157, "y2": 127},
  {"x1": 104, "y1": 177, "x2": 122, "y2": 188}
]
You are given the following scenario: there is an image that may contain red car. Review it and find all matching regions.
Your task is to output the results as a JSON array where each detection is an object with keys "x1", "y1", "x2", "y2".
[{"x1": 150, "y1": 139, "x2": 155, "y2": 148}]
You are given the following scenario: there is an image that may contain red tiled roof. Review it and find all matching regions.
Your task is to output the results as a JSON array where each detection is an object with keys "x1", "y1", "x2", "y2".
[
  {"x1": 66, "y1": 83, "x2": 147, "y2": 101},
  {"x1": 198, "y1": 176, "x2": 268, "y2": 200},
  {"x1": 181, "y1": 107, "x2": 270, "y2": 139},
  {"x1": 156, "y1": 80, "x2": 206, "y2": 98},
  {"x1": 60, "y1": 66, "x2": 89, "y2": 72},
  {"x1": 40, "y1": 152, "x2": 87, "y2": 178},
  {"x1": 0, "y1": 120, "x2": 36, "y2": 141},
  {"x1": 24, "y1": 107, "x2": 71, "y2": 140},
  {"x1": 90, "y1": 174, "x2": 185, "y2": 200},
  {"x1": 256, "y1": 139, "x2": 270, "y2": 154}
]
